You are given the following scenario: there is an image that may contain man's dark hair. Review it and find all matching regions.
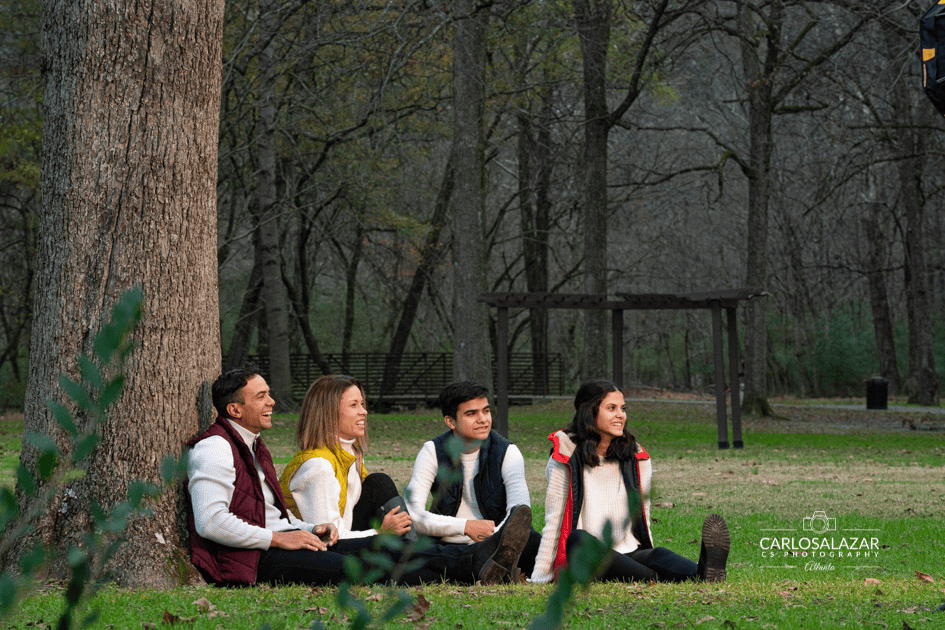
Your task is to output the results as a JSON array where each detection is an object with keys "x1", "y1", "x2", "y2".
[
  {"x1": 438, "y1": 381, "x2": 490, "y2": 418},
  {"x1": 212, "y1": 364, "x2": 261, "y2": 418}
]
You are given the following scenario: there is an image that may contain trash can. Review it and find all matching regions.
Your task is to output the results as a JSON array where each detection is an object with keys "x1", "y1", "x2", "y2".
[{"x1": 865, "y1": 376, "x2": 888, "y2": 410}]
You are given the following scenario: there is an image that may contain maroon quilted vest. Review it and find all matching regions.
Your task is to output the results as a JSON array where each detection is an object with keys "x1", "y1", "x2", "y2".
[{"x1": 185, "y1": 417, "x2": 289, "y2": 585}]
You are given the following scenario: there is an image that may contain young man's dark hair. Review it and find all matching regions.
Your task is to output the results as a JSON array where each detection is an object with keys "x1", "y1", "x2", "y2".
[
  {"x1": 438, "y1": 381, "x2": 490, "y2": 419},
  {"x1": 211, "y1": 364, "x2": 261, "y2": 416}
]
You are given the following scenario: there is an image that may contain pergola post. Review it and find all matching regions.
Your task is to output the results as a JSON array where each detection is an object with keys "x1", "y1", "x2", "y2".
[
  {"x1": 710, "y1": 301, "x2": 729, "y2": 449},
  {"x1": 495, "y1": 305, "x2": 510, "y2": 437},
  {"x1": 726, "y1": 306, "x2": 743, "y2": 448}
]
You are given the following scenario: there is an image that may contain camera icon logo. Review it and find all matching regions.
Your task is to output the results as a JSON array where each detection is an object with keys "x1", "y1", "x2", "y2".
[{"x1": 802, "y1": 511, "x2": 836, "y2": 535}]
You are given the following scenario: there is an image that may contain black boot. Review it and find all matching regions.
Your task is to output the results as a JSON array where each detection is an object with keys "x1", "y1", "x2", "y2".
[
  {"x1": 471, "y1": 505, "x2": 532, "y2": 585},
  {"x1": 376, "y1": 496, "x2": 419, "y2": 543},
  {"x1": 696, "y1": 513, "x2": 730, "y2": 582}
]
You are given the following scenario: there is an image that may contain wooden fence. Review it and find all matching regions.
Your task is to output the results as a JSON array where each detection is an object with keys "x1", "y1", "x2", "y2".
[{"x1": 247, "y1": 352, "x2": 564, "y2": 408}]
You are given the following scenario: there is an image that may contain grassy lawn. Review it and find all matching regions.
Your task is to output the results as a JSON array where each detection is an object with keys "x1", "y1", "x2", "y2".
[{"x1": 2, "y1": 398, "x2": 944, "y2": 629}]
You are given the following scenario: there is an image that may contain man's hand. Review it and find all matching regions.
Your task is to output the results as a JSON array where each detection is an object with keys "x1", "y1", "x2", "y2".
[
  {"x1": 464, "y1": 519, "x2": 495, "y2": 542},
  {"x1": 379, "y1": 506, "x2": 413, "y2": 536},
  {"x1": 270, "y1": 529, "x2": 330, "y2": 551}
]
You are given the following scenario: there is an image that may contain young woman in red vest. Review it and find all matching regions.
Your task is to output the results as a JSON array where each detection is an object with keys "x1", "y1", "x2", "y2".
[{"x1": 530, "y1": 379, "x2": 729, "y2": 583}]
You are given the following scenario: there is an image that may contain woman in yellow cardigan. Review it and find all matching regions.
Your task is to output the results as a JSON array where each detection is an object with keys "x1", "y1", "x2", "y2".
[{"x1": 279, "y1": 374, "x2": 413, "y2": 540}]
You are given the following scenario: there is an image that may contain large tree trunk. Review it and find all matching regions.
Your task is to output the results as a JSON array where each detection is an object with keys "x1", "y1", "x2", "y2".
[
  {"x1": 255, "y1": 2, "x2": 295, "y2": 409},
  {"x1": 573, "y1": 0, "x2": 611, "y2": 380},
  {"x1": 451, "y1": 0, "x2": 492, "y2": 387},
  {"x1": 15, "y1": 0, "x2": 223, "y2": 587}
]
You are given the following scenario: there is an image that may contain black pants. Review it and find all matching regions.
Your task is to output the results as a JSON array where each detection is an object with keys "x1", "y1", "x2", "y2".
[
  {"x1": 257, "y1": 473, "x2": 479, "y2": 586},
  {"x1": 256, "y1": 535, "x2": 478, "y2": 586},
  {"x1": 565, "y1": 530, "x2": 697, "y2": 583},
  {"x1": 351, "y1": 472, "x2": 400, "y2": 532}
]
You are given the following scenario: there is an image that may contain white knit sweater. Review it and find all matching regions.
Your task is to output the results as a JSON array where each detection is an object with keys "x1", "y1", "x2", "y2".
[{"x1": 530, "y1": 432, "x2": 652, "y2": 583}]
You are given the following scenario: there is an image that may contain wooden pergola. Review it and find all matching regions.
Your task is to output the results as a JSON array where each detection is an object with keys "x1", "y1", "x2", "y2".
[{"x1": 478, "y1": 288, "x2": 766, "y2": 449}]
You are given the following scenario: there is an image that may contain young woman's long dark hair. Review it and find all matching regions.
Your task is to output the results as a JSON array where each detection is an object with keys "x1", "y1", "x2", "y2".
[{"x1": 565, "y1": 378, "x2": 637, "y2": 467}]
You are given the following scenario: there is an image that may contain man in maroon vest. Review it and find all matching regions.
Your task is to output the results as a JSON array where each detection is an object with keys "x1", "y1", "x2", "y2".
[{"x1": 186, "y1": 366, "x2": 530, "y2": 586}]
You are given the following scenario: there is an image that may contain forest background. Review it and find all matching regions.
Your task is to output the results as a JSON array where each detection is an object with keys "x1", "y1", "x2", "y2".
[{"x1": 2, "y1": 0, "x2": 944, "y2": 410}]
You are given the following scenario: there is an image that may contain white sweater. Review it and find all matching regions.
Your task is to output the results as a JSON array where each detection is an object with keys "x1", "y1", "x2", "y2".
[
  {"x1": 286, "y1": 437, "x2": 377, "y2": 539},
  {"x1": 530, "y1": 434, "x2": 652, "y2": 583},
  {"x1": 405, "y1": 439, "x2": 531, "y2": 543}
]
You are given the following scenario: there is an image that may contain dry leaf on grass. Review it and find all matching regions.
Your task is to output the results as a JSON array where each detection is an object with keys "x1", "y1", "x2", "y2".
[
  {"x1": 405, "y1": 593, "x2": 431, "y2": 622},
  {"x1": 192, "y1": 597, "x2": 213, "y2": 613},
  {"x1": 865, "y1": 578, "x2": 881, "y2": 585},
  {"x1": 915, "y1": 571, "x2": 934, "y2": 583}
]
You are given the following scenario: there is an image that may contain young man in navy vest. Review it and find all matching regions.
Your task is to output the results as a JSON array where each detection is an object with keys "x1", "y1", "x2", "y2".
[
  {"x1": 186, "y1": 367, "x2": 531, "y2": 586},
  {"x1": 405, "y1": 381, "x2": 541, "y2": 580}
]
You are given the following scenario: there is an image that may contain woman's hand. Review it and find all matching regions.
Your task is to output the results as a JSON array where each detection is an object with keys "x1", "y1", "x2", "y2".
[{"x1": 379, "y1": 506, "x2": 413, "y2": 536}]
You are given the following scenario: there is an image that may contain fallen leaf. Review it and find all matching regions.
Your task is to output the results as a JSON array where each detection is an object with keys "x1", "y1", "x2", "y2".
[
  {"x1": 365, "y1": 593, "x2": 383, "y2": 602},
  {"x1": 695, "y1": 616, "x2": 716, "y2": 625},
  {"x1": 192, "y1": 597, "x2": 213, "y2": 613},
  {"x1": 405, "y1": 593, "x2": 431, "y2": 622},
  {"x1": 865, "y1": 578, "x2": 881, "y2": 585},
  {"x1": 162, "y1": 611, "x2": 180, "y2": 625},
  {"x1": 915, "y1": 571, "x2": 934, "y2": 583}
]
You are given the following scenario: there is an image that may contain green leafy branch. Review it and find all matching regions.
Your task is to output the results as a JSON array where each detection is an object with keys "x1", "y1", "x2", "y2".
[{"x1": 0, "y1": 287, "x2": 187, "y2": 629}]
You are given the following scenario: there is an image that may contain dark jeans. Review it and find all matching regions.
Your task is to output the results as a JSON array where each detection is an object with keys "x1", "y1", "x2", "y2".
[
  {"x1": 565, "y1": 530, "x2": 697, "y2": 583},
  {"x1": 257, "y1": 534, "x2": 477, "y2": 586},
  {"x1": 433, "y1": 528, "x2": 542, "y2": 579},
  {"x1": 258, "y1": 473, "x2": 478, "y2": 586}
]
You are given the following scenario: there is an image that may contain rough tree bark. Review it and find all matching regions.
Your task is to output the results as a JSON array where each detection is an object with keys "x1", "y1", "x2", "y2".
[
  {"x1": 451, "y1": 0, "x2": 493, "y2": 387},
  {"x1": 14, "y1": 0, "x2": 224, "y2": 586}
]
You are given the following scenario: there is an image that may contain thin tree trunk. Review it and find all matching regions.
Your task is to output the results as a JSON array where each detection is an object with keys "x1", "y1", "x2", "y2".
[
  {"x1": 573, "y1": 0, "x2": 611, "y2": 380},
  {"x1": 884, "y1": 16, "x2": 938, "y2": 406},
  {"x1": 224, "y1": 256, "x2": 262, "y2": 372},
  {"x1": 451, "y1": 0, "x2": 492, "y2": 387},
  {"x1": 738, "y1": 0, "x2": 777, "y2": 416},
  {"x1": 382, "y1": 158, "x2": 453, "y2": 398},
  {"x1": 255, "y1": 1, "x2": 295, "y2": 409},
  {"x1": 863, "y1": 207, "x2": 900, "y2": 396}
]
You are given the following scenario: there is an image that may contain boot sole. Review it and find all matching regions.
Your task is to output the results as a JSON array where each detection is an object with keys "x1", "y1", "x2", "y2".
[
  {"x1": 478, "y1": 506, "x2": 532, "y2": 585},
  {"x1": 701, "y1": 514, "x2": 730, "y2": 583}
]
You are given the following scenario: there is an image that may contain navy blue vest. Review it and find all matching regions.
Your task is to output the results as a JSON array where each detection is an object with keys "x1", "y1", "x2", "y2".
[{"x1": 429, "y1": 429, "x2": 510, "y2": 524}]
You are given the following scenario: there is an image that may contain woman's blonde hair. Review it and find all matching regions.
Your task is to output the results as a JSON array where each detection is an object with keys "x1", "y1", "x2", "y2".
[{"x1": 297, "y1": 374, "x2": 367, "y2": 455}]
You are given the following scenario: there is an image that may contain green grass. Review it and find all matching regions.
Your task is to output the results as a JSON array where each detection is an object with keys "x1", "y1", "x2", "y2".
[{"x1": 3, "y1": 400, "x2": 945, "y2": 628}]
